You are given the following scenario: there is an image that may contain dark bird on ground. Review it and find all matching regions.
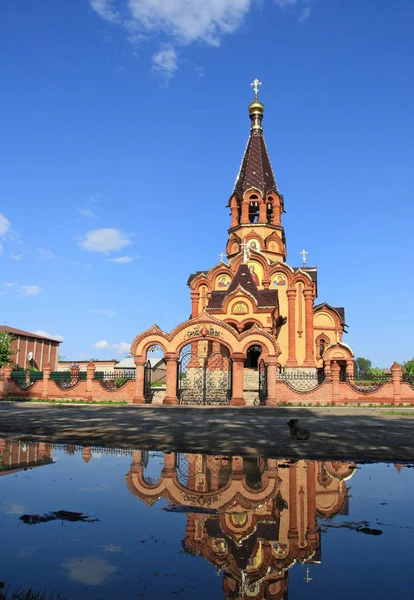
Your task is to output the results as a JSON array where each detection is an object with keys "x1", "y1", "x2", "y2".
[{"x1": 287, "y1": 418, "x2": 310, "y2": 440}]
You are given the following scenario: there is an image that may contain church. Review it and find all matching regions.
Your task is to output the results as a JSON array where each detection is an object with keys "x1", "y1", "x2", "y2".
[{"x1": 131, "y1": 81, "x2": 355, "y2": 405}]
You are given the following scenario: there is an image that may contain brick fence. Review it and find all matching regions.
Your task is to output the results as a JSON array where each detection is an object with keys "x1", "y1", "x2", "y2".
[{"x1": 0, "y1": 360, "x2": 413, "y2": 406}]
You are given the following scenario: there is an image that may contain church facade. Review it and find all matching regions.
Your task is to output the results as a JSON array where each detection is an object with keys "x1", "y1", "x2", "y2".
[{"x1": 131, "y1": 82, "x2": 355, "y2": 406}]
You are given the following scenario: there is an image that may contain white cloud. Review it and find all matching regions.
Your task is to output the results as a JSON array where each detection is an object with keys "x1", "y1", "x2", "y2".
[
  {"x1": 62, "y1": 555, "x2": 117, "y2": 586},
  {"x1": 78, "y1": 208, "x2": 95, "y2": 218},
  {"x1": 20, "y1": 285, "x2": 42, "y2": 296},
  {"x1": 33, "y1": 330, "x2": 65, "y2": 342},
  {"x1": 92, "y1": 340, "x2": 131, "y2": 354},
  {"x1": 3, "y1": 282, "x2": 14, "y2": 287},
  {"x1": 0, "y1": 213, "x2": 11, "y2": 236},
  {"x1": 10, "y1": 253, "x2": 23, "y2": 261},
  {"x1": 152, "y1": 44, "x2": 178, "y2": 78},
  {"x1": 107, "y1": 255, "x2": 133, "y2": 263},
  {"x1": 79, "y1": 228, "x2": 131, "y2": 253},
  {"x1": 89, "y1": 309, "x2": 117, "y2": 317},
  {"x1": 38, "y1": 248, "x2": 57, "y2": 260}
]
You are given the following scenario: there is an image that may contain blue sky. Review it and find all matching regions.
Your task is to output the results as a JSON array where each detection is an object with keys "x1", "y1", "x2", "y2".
[{"x1": 1, "y1": 0, "x2": 413, "y2": 367}]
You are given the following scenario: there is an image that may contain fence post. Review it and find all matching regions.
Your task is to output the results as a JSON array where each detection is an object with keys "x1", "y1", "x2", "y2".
[
  {"x1": 42, "y1": 362, "x2": 51, "y2": 399},
  {"x1": 133, "y1": 358, "x2": 146, "y2": 404},
  {"x1": 390, "y1": 362, "x2": 402, "y2": 405},
  {"x1": 331, "y1": 361, "x2": 340, "y2": 405},
  {"x1": 0, "y1": 365, "x2": 12, "y2": 397},
  {"x1": 86, "y1": 361, "x2": 96, "y2": 402}
]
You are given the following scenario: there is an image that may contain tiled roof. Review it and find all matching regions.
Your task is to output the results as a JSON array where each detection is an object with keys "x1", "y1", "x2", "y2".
[
  {"x1": 314, "y1": 303, "x2": 346, "y2": 325},
  {"x1": 233, "y1": 132, "x2": 278, "y2": 198},
  {"x1": 293, "y1": 267, "x2": 318, "y2": 284},
  {"x1": 206, "y1": 264, "x2": 278, "y2": 310}
]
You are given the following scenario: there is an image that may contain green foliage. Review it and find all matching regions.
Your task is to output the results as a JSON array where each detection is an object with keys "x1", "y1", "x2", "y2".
[
  {"x1": 370, "y1": 367, "x2": 384, "y2": 378},
  {"x1": 402, "y1": 359, "x2": 414, "y2": 377},
  {"x1": 0, "y1": 332, "x2": 14, "y2": 367},
  {"x1": 354, "y1": 357, "x2": 372, "y2": 378},
  {"x1": 114, "y1": 377, "x2": 129, "y2": 388}
]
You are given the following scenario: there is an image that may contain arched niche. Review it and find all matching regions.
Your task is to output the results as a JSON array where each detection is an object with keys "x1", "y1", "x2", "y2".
[{"x1": 244, "y1": 344, "x2": 263, "y2": 369}]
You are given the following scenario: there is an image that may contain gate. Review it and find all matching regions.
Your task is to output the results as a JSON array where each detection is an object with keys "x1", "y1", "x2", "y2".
[
  {"x1": 144, "y1": 360, "x2": 153, "y2": 402},
  {"x1": 258, "y1": 359, "x2": 267, "y2": 405},
  {"x1": 177, "y1": 350, "x2": 232, "y2": 405}
]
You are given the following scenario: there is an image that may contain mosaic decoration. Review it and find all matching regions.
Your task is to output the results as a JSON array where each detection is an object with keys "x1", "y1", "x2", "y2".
[{"x1": 272, "y1": 274, "x2": 287, "y2": 287}]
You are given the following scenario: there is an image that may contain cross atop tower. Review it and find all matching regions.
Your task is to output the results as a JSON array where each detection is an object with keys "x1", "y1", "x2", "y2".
[
  {"x1": 300, "y1": 249, "x2": 308, "y2": 267},
  {"x1": 251, "y1": 78, "x2": 262, "y2": 100}
]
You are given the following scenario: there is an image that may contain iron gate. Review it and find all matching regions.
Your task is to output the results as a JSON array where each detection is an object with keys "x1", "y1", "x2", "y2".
[
  {"x1": 258, "y1": 359, "x2": 268, "y2": 405},
  {"x1": 144, "y1": 360, "x2": 153, "y2": 402},
  {"x1": 177, "y1": 350, "x2": 232, "y2": 405}
]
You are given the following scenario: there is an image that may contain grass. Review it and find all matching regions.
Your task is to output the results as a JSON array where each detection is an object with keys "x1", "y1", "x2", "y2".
[
  {"x1": 0, "y1": 584, "x2": 67, "y2": 600},
  {"x1": 0, "y1": 398, "x2": 127, "y2": 405}
]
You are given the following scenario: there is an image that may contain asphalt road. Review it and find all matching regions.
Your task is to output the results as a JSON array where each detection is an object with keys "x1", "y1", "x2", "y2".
[{"x1": 0, "y1": 402, "x2": 413, "y2": 461}]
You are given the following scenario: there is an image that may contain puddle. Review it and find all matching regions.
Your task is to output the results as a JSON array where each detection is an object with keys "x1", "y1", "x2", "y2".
[{"x1": 0, "y1": 439, "x2": 413, "y2": 599}]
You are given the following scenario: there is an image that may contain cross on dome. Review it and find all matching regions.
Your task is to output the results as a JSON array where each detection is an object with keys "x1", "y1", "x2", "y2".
[{"x1": 251, "y1": 78, "x2": 262, "y2": 100}]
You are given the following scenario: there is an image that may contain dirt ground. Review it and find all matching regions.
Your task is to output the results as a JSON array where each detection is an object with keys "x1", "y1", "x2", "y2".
[{"x1": 0, "y1": 402, "x2": 413, "y2": 461}]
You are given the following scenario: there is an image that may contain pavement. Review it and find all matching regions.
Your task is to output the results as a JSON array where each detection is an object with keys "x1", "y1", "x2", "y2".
[{"x1": 0, "y1": 402, "x2": 413, "y2": 461}]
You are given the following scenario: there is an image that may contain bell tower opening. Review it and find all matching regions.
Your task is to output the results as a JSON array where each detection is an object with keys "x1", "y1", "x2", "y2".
[{"x1": 244, "y1": 345, "x2": 262, "y2": 369}]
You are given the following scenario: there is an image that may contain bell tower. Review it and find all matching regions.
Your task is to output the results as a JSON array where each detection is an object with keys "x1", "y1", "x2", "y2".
[{"x1": 226, "y1": 79, "x2": 286, "y2": 262}]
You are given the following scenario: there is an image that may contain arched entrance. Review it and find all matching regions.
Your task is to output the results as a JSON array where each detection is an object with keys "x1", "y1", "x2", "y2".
[
  {"x1": 244, "y1": 345, "x2": 262, "y2": 369},
  {"x1": 177, "y1": 341, "x2": 232, "y2": 405}
]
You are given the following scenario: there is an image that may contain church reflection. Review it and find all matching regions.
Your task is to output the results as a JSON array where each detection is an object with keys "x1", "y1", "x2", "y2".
[{"x1": 126, "y1": 451, "x2": 356, "y2": 599}]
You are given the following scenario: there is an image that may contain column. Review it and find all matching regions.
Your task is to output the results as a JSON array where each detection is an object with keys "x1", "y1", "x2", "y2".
[
  {"x1": 306, "y1": 461, "x2": 318, "y2": 544},
  {"x1": 133, "y1": 358, "x2": 146, "y2": 404},
  {"x1": 391, "y1": 362, "x2": 402, "y2": 404},
  {"x1": 42, "y1": 362, "x2": 51, "y2": 399},
  {"x1": 241, "y1": 200, "x2": 249, "y2": 224},
  {"x1": 266, "y1": 360, "x2": 278, "y2": 406},
  {"x1": 230, "y1": 199, "x2": 239, "y2": 228},
  {"x1": 164, "y1": 357, "x2": 179, "y2": 405},
  {"x1": 190, "y1": 291, "x2": 199, "y2": 318},
  {"x1": 286, "y1": 289, "x2": 298, "y2": 367},
  {"x1": 303, "y1": 289, "x2": 315, "y2": 367},
  {"x1": 288, "y1": 463, "x2": 298, "y2": 541},
  {"x1": 259, "y1": 198, "x2": 266, "y2": 222},
  {"x1": 86, "y1": 360, "x2": 95, "y2": 402},
  {"x1": 331, "y1": 361, "x2": 340, "y2": 405},
  {"x1": 346, "y1": 360, "x2": 354, "y2": 378},
  {"x1": 163, "y1": 451, "x2": 176, "y2": 474},
  {"x1": 230, "y1": 356, "x2": 246, "y2": 406}
]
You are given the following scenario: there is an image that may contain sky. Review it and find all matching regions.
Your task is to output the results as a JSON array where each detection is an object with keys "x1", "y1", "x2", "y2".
[{"x1": 0, "y1": 0, "x2": 413, "y2": 367}]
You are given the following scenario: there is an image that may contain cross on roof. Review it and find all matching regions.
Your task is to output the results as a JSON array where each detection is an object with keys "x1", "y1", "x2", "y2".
[
  {"x1": 300, "y1": 249, "x2": 308, "y2": 267},
  {"x1": 251, "y1": 78, "x2": 262, "y2": 99}
]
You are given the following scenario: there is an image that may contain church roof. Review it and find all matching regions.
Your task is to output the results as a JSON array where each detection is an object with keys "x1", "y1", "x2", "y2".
[
  {"x1": 314, "y1": 302, "x2": 346, "y2": 326},
  {"x1": 233, "y1": 132, "x2": 278, "y2": 198},
  {"x1": 207, "y1": 264, "x2": 278, "y2": 310}
]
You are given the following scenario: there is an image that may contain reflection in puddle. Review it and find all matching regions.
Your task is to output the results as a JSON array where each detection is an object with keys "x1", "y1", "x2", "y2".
[{"x1": 0, "y1": 439, "x2": 413, "y2": 599}]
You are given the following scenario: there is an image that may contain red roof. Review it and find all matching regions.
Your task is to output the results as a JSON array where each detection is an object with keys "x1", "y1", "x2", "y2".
[
  {"x1": 0, "y1": 326, "x2": 62, "y2": 343},
  {"x1": 233, "y1": 130, "x2": 278, "y2": 198}
]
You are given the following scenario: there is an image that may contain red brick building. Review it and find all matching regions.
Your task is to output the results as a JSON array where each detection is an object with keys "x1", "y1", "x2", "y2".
[{"x1": 0, "y1": 326, "x2": 61, "y2": 370}]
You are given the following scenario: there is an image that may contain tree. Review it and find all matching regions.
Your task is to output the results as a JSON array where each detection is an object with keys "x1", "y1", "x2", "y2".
[
  {"x1": 0, "y1": 332, "x2": 14, "y2": 367},
  {"x1": 402, "y1": 358, "x2": 414, "y2": 378},
  {"x1": 354, "y1": 357, "x2": 372, "y2": 379}
]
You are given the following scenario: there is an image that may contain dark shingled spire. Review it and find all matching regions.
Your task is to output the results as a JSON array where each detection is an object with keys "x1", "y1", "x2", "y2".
[{"x1": 233, "y1": 83, "x2": 278, "y2": 198}]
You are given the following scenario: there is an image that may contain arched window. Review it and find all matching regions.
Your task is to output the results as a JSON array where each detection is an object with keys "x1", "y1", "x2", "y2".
[
  {"x1": 266, "y1": 198, "x2": 274, "y2": 224},
  {"x1": 316, "y1": 336, "x2": 329, "y2": 357},
  {"x1": 248, "y1": 195, "x2": 259, "y2": 223}
]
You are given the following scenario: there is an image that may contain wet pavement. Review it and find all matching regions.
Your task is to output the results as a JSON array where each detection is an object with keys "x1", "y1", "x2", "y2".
[
  {"x1": 1, "y1": 402, "x2": 414, "y2": 461},
  {"x1": 1, "y1": 438, "x2": 414, "y2": 599}
]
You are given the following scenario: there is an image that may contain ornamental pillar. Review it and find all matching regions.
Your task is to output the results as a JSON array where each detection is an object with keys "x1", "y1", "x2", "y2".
[
  {"x1": 346, "y1": 360, "x2": 354, "y2": 378},
  {"x1": 303, "y1": 289, "x2": 315, "y2": 367},
  {"x1": 286, "y1": 289, "x2": 298, "y2": 367},
  {"x1": 391, "y1": 362, "x2": 402, "y2": 404},
  {"x1": 331, "y1": 361, "x2": 340, "y2": 404},
  {"x1": 230, "y1": 356, "x2": 246, "y2": 406},
  {"x1": 0, "y1": 365, "x2": 12, "y2": 397},
  {"x1": 42, "y1": 362, "x2": 51, "y2": 399},
  {"x1": 133, "y1": 358, "x2": 146, "y2": 404},
  {"x1": 266, "y1": 360, "x2": 278, "y2": 406},
  {"x1": 164, "y1": 357, "x2": 179, "y2": 405},
  {"x1": 190, "y1": 291, "x2": 199, "y2": 318},
  {"x1": 306, "y1": 461, "x2": 318, "y2": 542},
  {"x1": 288, "y1": 462, "x2": 298, "y2": 539},
  {"x1": 86, "y1": 361, "x2": 95, "y2": 401}
]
